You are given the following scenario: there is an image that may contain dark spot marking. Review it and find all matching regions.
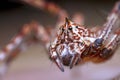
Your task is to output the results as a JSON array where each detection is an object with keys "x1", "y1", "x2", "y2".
[
  {"x1": 100, "y1": 48, "x2": 112, "y2": 58},
  {"x1": 76, "y1": 26, "x2": 78, "y2": 28},
  {"x1": 62, "y1": 28, "x2": 64, "y2": 31},
  {"x1": 80, "y1": 42, "x2": 84, "y2": 46},
  {"x1": 68, "y1": 27, "x2": 72, "y2": 30},
  {"x1": 94, "y1": 38, "x2": 103, "y2": 48}
]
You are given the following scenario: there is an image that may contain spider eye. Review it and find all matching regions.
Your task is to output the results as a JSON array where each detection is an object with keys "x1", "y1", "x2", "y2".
[
  {"x1": 80, "y1": 42, "x2": 84, "y2": 46},
  {"x1": 76, "y1": 26, "x2": 78, "y2": 28},
  {"x1": 62, "y1": 28, "x2": 64, "y2": 31},
  {"x1": 68, "y1": 27, "x2": 72, "y2": 30}
]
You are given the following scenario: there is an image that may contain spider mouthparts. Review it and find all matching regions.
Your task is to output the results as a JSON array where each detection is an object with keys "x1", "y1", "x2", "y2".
[
  {"x1": 69, "y1": 64, "x2": 73, "y2": 69},
  {"x1": 54, "y1": 58, "x2": 64, "y2": 72},
  {"x1": 69, "y1": 56, "x2": 75, "y2": 69},
  {"x1": 69, "y1": 54, "x2": 79, "y2": 69}
]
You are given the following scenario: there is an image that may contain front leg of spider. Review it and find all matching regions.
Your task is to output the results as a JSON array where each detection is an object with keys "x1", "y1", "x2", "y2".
[
  {"x1": 50, "y1": 38, "x2": 64, "y2": 72},
  {"x1": 92, "y1": 1, "x2": 120, "y2": 54}
]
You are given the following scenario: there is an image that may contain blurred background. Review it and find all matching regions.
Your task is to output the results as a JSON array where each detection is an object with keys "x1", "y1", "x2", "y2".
[{"x1": 0, "y1": 0, "x2": 120, "y2": 80}]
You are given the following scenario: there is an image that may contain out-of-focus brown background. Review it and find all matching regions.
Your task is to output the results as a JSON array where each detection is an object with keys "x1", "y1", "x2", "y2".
[{"x1": 0, "y1": 0, "x2": 120, "y2": 80}]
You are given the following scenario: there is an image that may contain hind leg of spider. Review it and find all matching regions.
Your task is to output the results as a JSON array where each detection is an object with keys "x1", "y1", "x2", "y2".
[
  {"x1": 99, "y1": 29, "x2": 120, "y2": 59},
  {"x1": 22, "y1": 0, "x2": 68, "y2": 28},
  {"x1": 0, "y1": 22, "x2": 51, "y2": 76}
]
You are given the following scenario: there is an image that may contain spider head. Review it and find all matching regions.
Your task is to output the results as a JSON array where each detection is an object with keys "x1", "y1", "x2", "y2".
[
  {"x1": 52, "y1": 18, "x2": 87, "y2": 71},
  {"x1": 58, "y1": 18, "x2": 86, "y2": 41}
]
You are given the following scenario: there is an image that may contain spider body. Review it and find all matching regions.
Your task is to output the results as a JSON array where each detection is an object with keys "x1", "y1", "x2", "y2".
[
  {"x1": 49, "y1": 2, "x2": 120, "y2": 71},
  {"x1": 49, "y1": 18, "x2": 101, "y2": 71}
]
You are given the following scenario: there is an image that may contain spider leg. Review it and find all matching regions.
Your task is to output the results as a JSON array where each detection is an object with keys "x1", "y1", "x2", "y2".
[
  {"x1": 91, "y1": 1, "x2": 120, "y2": 49},
  {"x1": 99, "y1": 1, "x2": 120, "y2": 40},
  {"x1": 100, "y1": 29, "x2": 120, "y2": 58},
  {"x1": 49, "y1": 28, "x2": 65, "y2": 72},
  {"x1": 70, "y1": 2, "x2": 120, "y2": 61},
  {"x1": 29, "y1": 22, "x2": 50, "y2": 48},
  {"x1": 0, "y1": 22, "x2": 50, "y2": 75},
  {"x1": 21, "y1": 0, "x2": 68, "y2": 28},
  {"x1": 49, "y1": 41, "x2": 64, "y2": 72},
  {"x1": 21, "y1": 0, "x2": 69, "y2": 41},
  {"x1": 49, "y1": 49, "x2": 64, "y2": 72},
  {"x1": 21, "y1": 0, "x2": 62, "y2": 15},
  {"x1": 22, "y1": 0, "x2": 69, "y2": 71}
]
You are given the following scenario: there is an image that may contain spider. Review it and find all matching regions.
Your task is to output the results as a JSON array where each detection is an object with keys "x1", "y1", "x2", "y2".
[
  {"x1": 49, "y1": 2, "x2": 120, "y2": 72},
  {"x1": 0, "y1": 0, "x2": 119, "y2": 77}
]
